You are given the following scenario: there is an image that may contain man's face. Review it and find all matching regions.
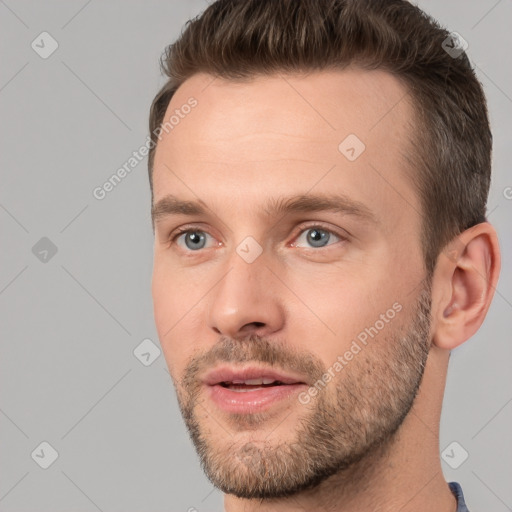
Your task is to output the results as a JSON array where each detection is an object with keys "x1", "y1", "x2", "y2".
[{"x1": 151, "y1": 69, "x2": 432, "y2": 498}]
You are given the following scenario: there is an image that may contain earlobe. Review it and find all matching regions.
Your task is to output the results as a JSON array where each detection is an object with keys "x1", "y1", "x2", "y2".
[{"x1": 432, "y1": 223, "x2": 501, "y2": 350}]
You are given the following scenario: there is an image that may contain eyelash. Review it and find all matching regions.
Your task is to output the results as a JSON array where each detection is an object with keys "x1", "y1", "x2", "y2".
[{"x1": 167, "y1": 223, "x2": 347, "y2": 251}]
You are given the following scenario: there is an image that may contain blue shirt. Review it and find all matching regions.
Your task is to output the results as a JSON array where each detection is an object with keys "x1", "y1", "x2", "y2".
[{"x1": 449, "y1": 481, "x2": 470, "y2": 512}]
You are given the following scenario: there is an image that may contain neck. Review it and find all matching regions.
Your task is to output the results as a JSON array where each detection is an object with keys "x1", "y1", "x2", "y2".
[{"x1": 224, "y1": 347, "x2": 458, "y2": 512}]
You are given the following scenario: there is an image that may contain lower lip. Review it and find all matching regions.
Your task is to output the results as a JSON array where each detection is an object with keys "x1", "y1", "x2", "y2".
[{"x1": 206, "y1": 384, "x2": 307, "y2": 414}]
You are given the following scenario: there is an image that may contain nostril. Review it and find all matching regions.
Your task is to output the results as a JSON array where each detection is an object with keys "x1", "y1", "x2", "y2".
[{"x1": 240, "y1": 322, "x2": 266, "y2": 331}]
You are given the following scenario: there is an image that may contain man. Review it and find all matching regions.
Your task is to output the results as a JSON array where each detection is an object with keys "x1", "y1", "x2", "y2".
[{"x1": 148, "y1": 0, "x2": 501, "y2": 510}]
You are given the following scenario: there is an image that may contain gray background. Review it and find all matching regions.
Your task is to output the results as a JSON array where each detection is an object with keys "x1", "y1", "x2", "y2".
[{"x1": 0, "y1": 1, "x2": 510, "y2": 511}]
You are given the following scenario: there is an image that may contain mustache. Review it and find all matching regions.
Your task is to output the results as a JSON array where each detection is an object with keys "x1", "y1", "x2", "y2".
[{"x1": 181, "y1": 334, "x2": 326, "y2": 392}]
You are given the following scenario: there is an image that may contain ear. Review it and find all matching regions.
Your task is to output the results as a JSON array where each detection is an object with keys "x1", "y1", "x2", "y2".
[{"x1": 431, "y1": 222, "x2": 501, "y2": 350}]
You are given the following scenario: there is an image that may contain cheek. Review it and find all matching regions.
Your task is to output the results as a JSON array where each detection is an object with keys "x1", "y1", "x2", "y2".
[
  {"x1": 152, "y1": 264, "x2": 184, "y2": 364},
  {"x1": 151, "y1": 261, "x2": 208, "y2": 377},
  {"x1": 151, "y1": 255, "x2": 196, "y2": 328},
  {"x1": 285, "y1": 263, "x2": 405, "y2": 363},
  {"x1": 152, "y1": 266, "x2": 175, "y2": 335}
]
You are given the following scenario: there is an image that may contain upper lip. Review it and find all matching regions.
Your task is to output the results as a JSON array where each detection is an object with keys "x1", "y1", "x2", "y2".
[{"x1": 202, "y1": 365, "x2": 309, "y2": 386}]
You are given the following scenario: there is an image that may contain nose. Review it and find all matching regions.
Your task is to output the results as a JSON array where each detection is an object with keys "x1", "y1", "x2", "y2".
[{"x1": 206, "y1": 247, "x2": 285, "y2": 339}]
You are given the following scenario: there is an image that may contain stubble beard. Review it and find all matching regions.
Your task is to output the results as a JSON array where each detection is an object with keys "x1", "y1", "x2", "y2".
[{"x1": 173, "y1": 285, "x2": 432, "y2": 499}]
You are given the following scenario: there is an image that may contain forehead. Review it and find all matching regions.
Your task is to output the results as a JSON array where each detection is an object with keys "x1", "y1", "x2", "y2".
[{"x1": 152, "y1": 69, "x2": 420, "y2": 231}]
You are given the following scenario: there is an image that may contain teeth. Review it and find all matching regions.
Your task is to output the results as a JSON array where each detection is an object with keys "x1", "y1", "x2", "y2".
[{"x1": 226, "y1": 378, "x2": 277, "y2": 385}]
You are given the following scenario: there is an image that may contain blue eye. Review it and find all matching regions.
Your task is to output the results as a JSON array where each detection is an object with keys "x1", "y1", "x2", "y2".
[
  {"x1": 175, "y1": 230, "x2": 212, "y2": 251},
  {"x1": 171, "y1": 225, "x2": 343, "y2": 253},
  {"x1": 294, "y1": 227, "x2": 341, "y2": 248}
]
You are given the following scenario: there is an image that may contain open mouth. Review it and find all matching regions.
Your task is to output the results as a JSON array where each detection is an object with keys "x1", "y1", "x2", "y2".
[
  {"x1": 202, "y1": 367, "x2": 309, "y2": 413},
  {"x1": 219, "y1": 379, "x2": 287, "y2": 392}
]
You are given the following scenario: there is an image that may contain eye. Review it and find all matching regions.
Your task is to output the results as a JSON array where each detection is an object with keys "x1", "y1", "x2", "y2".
[
  {"x1": 293, "y1": 226, "x2": 342, "y2": 249},
  {"x1": 174, "y1": 229, "x2": 215, "y2": 251}
]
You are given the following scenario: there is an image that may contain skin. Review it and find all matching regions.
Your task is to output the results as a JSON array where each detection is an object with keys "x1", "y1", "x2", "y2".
[{"x1": 150, "y1": 69, "x2": 501, "y2": 511}]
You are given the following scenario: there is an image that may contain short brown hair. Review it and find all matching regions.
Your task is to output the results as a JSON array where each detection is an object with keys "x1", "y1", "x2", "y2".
[{"x1": 148, "y1": 0, "x2": 491, "y2": 277}]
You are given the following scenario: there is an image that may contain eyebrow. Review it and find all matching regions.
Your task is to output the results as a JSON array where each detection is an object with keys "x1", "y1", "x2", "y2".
[{"x1": 151, "y1": 193, "x2": 379, "y2": 227}]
